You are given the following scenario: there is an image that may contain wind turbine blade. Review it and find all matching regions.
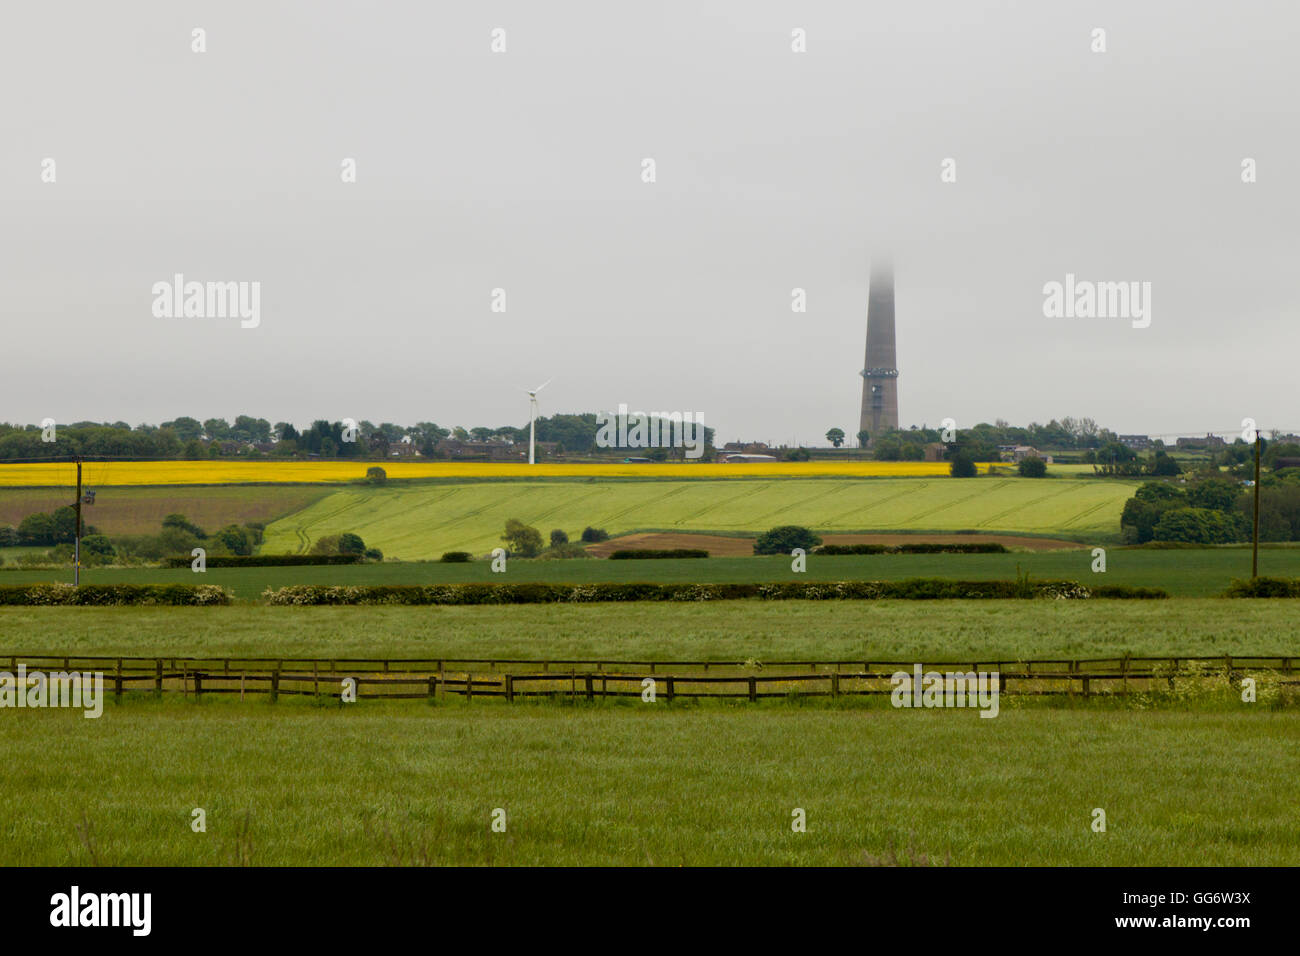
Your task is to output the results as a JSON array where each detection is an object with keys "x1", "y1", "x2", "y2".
[{"x1": 534, "y1": 379, "x2": 553, "y2": 393}]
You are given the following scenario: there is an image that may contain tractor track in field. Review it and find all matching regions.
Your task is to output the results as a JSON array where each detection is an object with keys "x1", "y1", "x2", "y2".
[
  {"x1": 821, "y1": 481, "x2": 932, "y2": 526},
  {"x1": 974, "y1": 482, "x2": 1082, "y2": 529}
]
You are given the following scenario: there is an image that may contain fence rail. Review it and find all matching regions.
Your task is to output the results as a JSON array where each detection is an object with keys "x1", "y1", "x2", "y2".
[{"x1": 3, "y1": 654, "x2": 1295, "y2": 703}]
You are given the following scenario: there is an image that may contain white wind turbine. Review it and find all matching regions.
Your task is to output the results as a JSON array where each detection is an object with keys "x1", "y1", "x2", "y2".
[{"x1": 523, "y1": 379, "x2": 552, "y2": 464}]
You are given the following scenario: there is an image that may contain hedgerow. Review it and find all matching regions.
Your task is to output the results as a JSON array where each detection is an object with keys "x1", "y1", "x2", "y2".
[
  {"x1": 815, "y1": 543, "x2": 1009, "y2": 555},
  {"x1": 161, "y1": 554, "x2": 364, "y2": 568},
  {"x1": 261, "y1": 578, "x2": 1166, "y2": 605},
  {"x1": 0, "y1": 584, "x2": 232, "y2": 606}
]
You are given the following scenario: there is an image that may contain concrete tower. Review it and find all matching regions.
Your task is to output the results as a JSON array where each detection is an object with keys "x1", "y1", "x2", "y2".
[{"x1": 858, "y1": 262, "x2": 898, "y2": 442}]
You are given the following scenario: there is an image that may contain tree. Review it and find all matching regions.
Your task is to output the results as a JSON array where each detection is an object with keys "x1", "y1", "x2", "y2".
[
  {"x1": 337, "y1": 532, "x2": 367, "y2": 555},
  {"x1": 1149, "y1": 451, "x2": 1181, "y2": 476},
  {"x1": 502, "y1": 519, "x2": 543, "y2": 557},
  {"x1": 1187, "y1": 478, "x2": 1242, "y2": 513},
  {"x1": 366, "y1": 466, "x2": 387, "y2": 485},
  {"x1": 949, "y1": 452, "x2": 977, "y2": 478},
  {"x1": 826, "y1": 428, "x2": 845, "y2": 448},
  {"x1": 211, "y1": 524, "x2": 253, "y2": 555},
  {"x1": 857, "y1": 430, "x2": 870, "y2": 449},
  {"x1": 1153, "y1": 507, "x2": 1249, "y2": 544},
  {"x1": 1017, "y1": 456, "x2": 1047, "y2": 478},
  {"x1": 754, "y1": 525, "x2": 822, "y2": 555},
  {"x1": 550, "y1": 529, "x2": 569, "y2": 547},
  {"x1": 17, "y1": 512, "x2": 56, "y2": 545},
  {"x1": 580, "y1": 526, "x2": 609, "y2": 543}
]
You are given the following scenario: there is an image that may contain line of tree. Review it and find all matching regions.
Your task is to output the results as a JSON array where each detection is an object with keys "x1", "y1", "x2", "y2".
[{"x1": 0, "y1": 412, "x2": 716, "y2": 461}]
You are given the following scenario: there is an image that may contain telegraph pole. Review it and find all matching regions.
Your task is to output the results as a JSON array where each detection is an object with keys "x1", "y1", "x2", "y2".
[
  {"x1": 74, "y1": 457, "x2": 81, "y2": 590},
  {"x1": 1251, "y1": 432, "x2": 1261, "y2": 579}
]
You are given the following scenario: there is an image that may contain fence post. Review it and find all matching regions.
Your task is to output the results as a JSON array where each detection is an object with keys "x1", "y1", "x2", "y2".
[
  {"x1": 665, "y1": 676, "x2": 675, "y2": 702},
  {"x1": 748, "y1": 676, "x2": 757, "y2": 702},
  {"x1": 271, "y1": 669, "x2": 279, "y2": 703},
  {"x1": 428, "y1": 675, "x2": 437, "y2": 702},
  {"x1": 505, "y1": 674, "x2": 514, "y2": 703},
  {"x1": 585, "y1": 674, "x2": 594, "y2": 701},
  {"x1": 115, "y1": 659, "x2": 123, "y2": 703},
  {"x1": 194, "y1": 672, "x2": 202, "y2": 700},
  {"x1": 155, "y1": 659, "x2": 163, "y2": 698},
  {"x1": 830, "y1": 672, "x2": 840, "y2": 698},
  {"x1": 466, "y1": 671, "x2": 473, "y2": 703}
]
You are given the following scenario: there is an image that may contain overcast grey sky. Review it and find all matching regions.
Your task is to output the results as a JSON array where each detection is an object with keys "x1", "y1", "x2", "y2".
[{"x1": 2, "y1": 0, "x2": 1296, "y2": 443}]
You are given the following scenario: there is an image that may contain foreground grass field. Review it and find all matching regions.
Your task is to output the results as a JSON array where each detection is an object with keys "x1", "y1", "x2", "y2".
[
  {"x1": 1, "y1": 704, "x2": 1295, "y2": 865},
  {"x1": 3, "y1": 600, "x2": 1297, "y2": 660},
  {"x1": 1, "y1": 546, "x2": 1288, "y2": 598},
  {"x1": 258, "y1": 478, "x2": 1137, "y2": 558}
]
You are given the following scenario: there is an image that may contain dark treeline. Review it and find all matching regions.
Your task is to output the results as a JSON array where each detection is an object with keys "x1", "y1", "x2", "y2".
[{"x1": 0, "y1": 412, "x2": 717, "y2": 461}]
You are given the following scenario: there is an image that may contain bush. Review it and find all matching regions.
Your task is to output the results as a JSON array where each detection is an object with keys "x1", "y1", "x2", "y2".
[
  {"x1": 1224, "y1": 577, "x2": 1300, "y2": 598},
  {"x1": 608, "y1": 549, "x2": 709, "y2": 559},
  {"x1": 0, "y1": 584, "x2": 231, "y2": 606},
  {"x1": 366, "y1": 466, "x2": 387, "y2": 485},
  {"x1": 754, "y1": 526, "x2": 822, "y2": 555},
  {"x1": 162, "y1": 513, "x2": 207, "y2": 539},
  {"x1": 0, "y1": 526, "x2": 18, "y2": 547},
  {"x1": 550, "y1": 529, "x2": 569, "y2": 547},
  {"x1": 1017, "y1": 456, "x2": 1047, "y2": 478},
  {"x1": 541, "y1": 543, "x2": 591, "y2": 559},
  {"x1": 440, "y1": 551, "x2": 472, "y2": 563},
  {"x1": 211, "y1": 524, "x2": 254, "y2": 556},
  {"x1": 949, "y1": 453, "x2": 977, "y2": 478},
  {"x1": 580, "y1": 527, "x2": 610, "y2": 543},
  {"x1": 363, "y1": 547, "x2": 384, "y2": 561}
]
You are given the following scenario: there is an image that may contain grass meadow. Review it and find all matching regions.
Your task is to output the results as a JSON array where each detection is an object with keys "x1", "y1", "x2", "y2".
[
  {"x1": 1, "y1": 546, "x2": 1291, "y2": 598},
  {"x1": 3, "y1": 599, "x2": 1297, "y2": 662},
  {"x1": 2, "y1": 703, "x2": 1296, "y2": 866}
]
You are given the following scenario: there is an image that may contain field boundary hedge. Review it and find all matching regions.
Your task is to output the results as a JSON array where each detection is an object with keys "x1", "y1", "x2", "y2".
[
  {"x1": 816, "y1": 543, "x2": 1009, "y2": 555},
  {"x1": 262, "y1": 579, "x2": 1167, "y2": 605},
  {"x1": 0, "y1": 584, "x2": 232, "y2": 606},
  {"x1": 161, "y1": 554, "x2": 364, "y2": 568},
  {"x1": 608, "y1": 549, "x2": 709, "y2": 559},
  {"x1": 1225, "y1": 577, "x2": 1300, "y2": 597}
]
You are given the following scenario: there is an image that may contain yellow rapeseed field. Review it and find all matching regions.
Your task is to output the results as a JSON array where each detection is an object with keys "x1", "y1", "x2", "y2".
[{"x1": 0, "y1": 459, "x2": 999, "y2": 487}]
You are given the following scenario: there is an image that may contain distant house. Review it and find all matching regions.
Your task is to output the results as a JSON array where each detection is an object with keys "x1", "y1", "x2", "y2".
[
  {"x1": 1119, "y1": 435, "x2": 1151, "y2": 450},
  {"x1": 1274, "y1": 457, "x2": 1300, "y2": 471},
  {"x1": 723, "y1": 441, "x2": 771, "y2": 454},
  {"x1": 1175, "y1": 434, "x2": 1226, "y2": 450},
  {"x1": 435, "y1": 438, "x2": 519, "y2": 461},
  {"x1": 721, "y1": 453, "x2": 779, "y2": 463},
  {"x1": 1008, "y1": 445, "x2": 1051, "y2": 464}
]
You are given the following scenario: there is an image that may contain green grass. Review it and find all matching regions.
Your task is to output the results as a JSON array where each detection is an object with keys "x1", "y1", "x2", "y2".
[
  {"x1": 0, "y1": 485, "x2": 330, "y2": 536},
  {"x1": 2, "y1": 545, "x2": 1291, "y2": 598},
  {"x1": 260, "y1": 478, "x2": 1138, "y2": 559},
  {"x1": 3, "y1": 599, "x2": 1297, "y2": 660},
  {"x1": 2, "y1": 703, "x2": 1296, "y2": 865}
]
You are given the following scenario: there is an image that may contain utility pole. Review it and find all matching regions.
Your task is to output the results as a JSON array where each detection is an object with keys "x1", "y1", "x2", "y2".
[
  {"x1": 73, "y1": 457, "x2": 82, "y2": 587},
  {"x1": 1252, "y1": 431, "x2": 1261, "y2": 579}
]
